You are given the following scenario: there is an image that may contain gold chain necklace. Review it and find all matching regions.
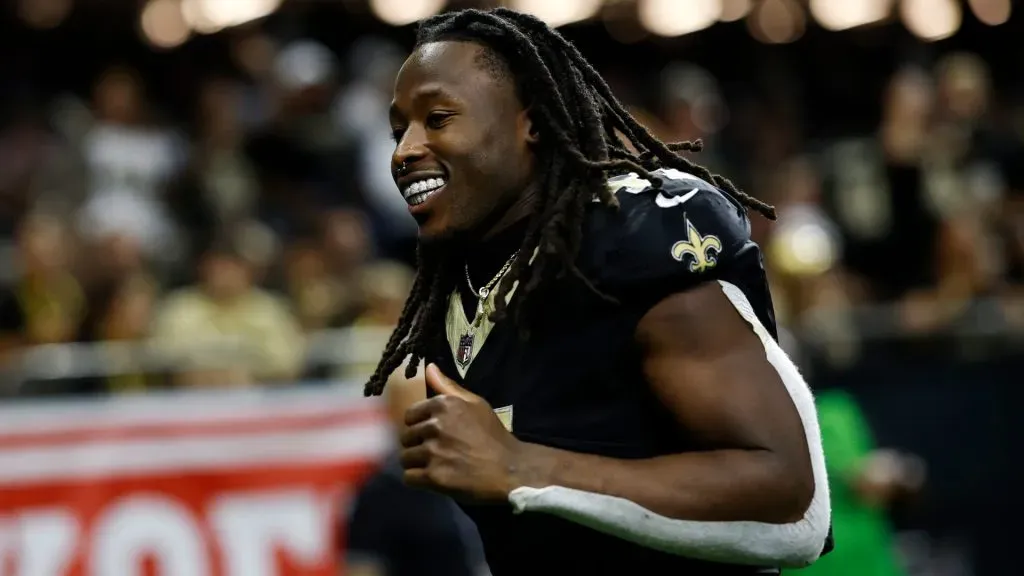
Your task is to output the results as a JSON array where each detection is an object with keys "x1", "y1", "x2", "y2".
[{"x1": 464, "y1": 249, "x2": 520, "y2": 325}]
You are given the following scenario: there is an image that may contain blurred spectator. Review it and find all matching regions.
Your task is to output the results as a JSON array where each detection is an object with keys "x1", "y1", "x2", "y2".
[
  {"x1": 659, "y1": 63, "x2": 730, "y2": 170},
  {"x1": 0, "y1": 214, "x2": 84, "y2": 360},
  {"x1": 340, "y1": 260, "x2": 415, "y2": 379},
  {"x1": 765, "y1": 156, "x2": 858, "y2": 365},
  {"x1": 925, "y1": 54, "x2": 1007, "y2": 304},
  {"x1": 171, "y1": 77, "x2": 262, "y2": 263},
  {"x1": 150, "y1": 235, "x2": 305, "y2": 387},
  {"x1": 246, "y1": 40, "x2": 362, "y2": 242},
  {"x1": 824, "y1": 67, "x2": 942, "y2": 307},
  {"x1": 0, "y1": 102, "x2": 83, "y2": 239},
  {"x1": 91, "y1": 272, "x2": 160, "y2": 394},
  {"x1": 791, "y1": 390, "x2": 924, "y2": 576},
  {"x1": 284, "y1": 207, "x2": 374, "y2": 332},
  {"x1": 285, "y1": 240, "x2": 359, "y2": 332},
  {"x1": 76, "y1": 66, "x2": 187, "y2": 269},
  {"x1": 353, "y1": 261, "x2": 414, "y2": 328},
  {"x1": 1003, "y1": 102, "x2": 1024, "y2": 292},
  {"x1": 76, "y1": 229, "x2": 152, "y2": 327},
  {"x1": 334, "y1": 37, "x2": 417, "y2": 266},
  {"x1": 0, "y1": 109, "x2": 43, "y2": 234},
  {"x1": 322, "y1": 208, "x2": 374, "y2": 282},
  {"x1": 767, "y1": 156, "x2": 846, "y2": 314}
]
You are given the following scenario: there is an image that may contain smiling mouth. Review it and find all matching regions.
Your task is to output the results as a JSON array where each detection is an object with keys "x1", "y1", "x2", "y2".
[{"x1": 402, "y1": 176, "x2": 448, "y2": 206}]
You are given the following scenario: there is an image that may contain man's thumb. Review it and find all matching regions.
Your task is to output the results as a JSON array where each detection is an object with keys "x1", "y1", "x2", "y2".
[{"x1": 425, "y1": 363, "x2": 473, "y2": 400}]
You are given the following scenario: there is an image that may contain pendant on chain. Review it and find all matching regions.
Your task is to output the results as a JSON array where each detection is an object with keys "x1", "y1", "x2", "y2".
[{"x1": 456, "y1": 333, "x2": 474, "y2": 368}]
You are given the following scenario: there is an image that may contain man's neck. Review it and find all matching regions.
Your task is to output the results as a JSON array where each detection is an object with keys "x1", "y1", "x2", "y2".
[
  {"x1": 473, "y1": 175, "x2": 543, "y2": 239},
  {"x1": 480, "y1": 188, "x2": 536, "y2": 242},
  {"x1": 463, "y1": 216, "x2": 529, "y2": 290},
  {"x1": 450, "y1": 183, "x2": 537, "y2": 296}
]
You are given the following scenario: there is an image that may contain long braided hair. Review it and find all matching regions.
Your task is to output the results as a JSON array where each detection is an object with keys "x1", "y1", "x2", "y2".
[{"x1": 364, "y1": 8, "x2": 775, "y2": 396}]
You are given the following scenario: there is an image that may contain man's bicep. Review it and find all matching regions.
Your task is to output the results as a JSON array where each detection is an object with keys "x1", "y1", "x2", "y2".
[{"x1": 636, "y1": 282, "x2": 807, "y2": 455}]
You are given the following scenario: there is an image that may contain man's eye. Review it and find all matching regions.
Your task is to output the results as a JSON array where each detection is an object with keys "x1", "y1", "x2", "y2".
[
  {"x1": 426, "y1": 113, "x2": 452, "y2": 129},
  {"x1": 390, "y1": 127, "x2": 405, "y2": 142}
]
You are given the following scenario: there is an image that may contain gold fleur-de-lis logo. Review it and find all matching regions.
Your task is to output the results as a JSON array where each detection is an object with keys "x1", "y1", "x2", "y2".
[{"x1": 671, "y1": 218, "x2": 723, "y2": 273}]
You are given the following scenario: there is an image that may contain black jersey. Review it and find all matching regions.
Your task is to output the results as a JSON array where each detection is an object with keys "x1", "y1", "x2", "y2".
[{"x1": 431, "y1": 169, "x2": 817, "y2": 575}]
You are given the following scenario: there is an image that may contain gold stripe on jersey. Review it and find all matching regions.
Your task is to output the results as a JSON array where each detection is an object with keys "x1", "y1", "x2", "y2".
[
  {"x1": 493, "y1": 405, "x2": 514, "y2": 431},
  {"x1": 446, "y1": 276, "x2": 520, "y2": 378},
  {"x1": 446, "y1": 248, "x2": 538, "y2": 378}
]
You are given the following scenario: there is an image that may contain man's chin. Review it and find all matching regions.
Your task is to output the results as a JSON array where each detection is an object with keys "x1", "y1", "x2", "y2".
[
  {"x1": 416, "y1": 224, "x2": 458, "y2": 246},
  {"x1": 414, "y1": 209, "x2": 480, "y2": 247}
]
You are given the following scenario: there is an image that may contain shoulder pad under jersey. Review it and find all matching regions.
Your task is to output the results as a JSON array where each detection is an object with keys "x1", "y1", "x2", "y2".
[{"x1": 582, "y1": 168, "x2": 755, "y2": 298}]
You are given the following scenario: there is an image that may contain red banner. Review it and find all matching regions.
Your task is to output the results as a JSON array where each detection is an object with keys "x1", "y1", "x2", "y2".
[{"x1": 0, "y1": 387, "x2": 391, "y2": 576}]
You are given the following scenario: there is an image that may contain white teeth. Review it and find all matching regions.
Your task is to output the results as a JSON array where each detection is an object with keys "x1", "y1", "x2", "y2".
[
  {"x1": 402, "y1": 177, "x2": 447, "y2": 203},
  {"x1": 408, "y1": 189, "x2": 439, "y2": 206}
]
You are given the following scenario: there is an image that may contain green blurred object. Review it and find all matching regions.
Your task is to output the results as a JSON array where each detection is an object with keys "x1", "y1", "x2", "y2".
[{"x1": 788, "y1": 390, "x2": 906, "y2": 576}]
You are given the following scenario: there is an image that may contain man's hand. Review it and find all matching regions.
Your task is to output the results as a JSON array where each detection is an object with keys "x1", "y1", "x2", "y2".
[{"x1": 399, "y1": 363, "x2": 526, "y2": 502}]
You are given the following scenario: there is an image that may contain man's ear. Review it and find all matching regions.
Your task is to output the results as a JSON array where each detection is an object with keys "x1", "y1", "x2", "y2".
[{"x1": 519, "y1": 108, "x2": 540, "y2": 145}]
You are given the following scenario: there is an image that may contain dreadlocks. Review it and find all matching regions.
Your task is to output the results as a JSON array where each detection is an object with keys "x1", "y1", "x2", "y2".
[{"x1": 364, "y1": 8, "x2": 775, "y2": 396}]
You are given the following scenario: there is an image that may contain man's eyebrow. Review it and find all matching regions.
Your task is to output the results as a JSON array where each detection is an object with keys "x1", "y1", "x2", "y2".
[
  {"x1": 390, "y1": 84, "x2": 462, "y2": 120},
  {"x1": 413, "y1": 83, "x2": 462, "y2": 104}
]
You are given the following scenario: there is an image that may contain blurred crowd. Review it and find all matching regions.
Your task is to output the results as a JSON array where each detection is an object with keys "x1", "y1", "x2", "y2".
[
  {"x1": 0, "y1": 15, "x2": 1022, "y2": 398},
  {"x1": 758, "y1": 52, "x2": 1024, "y2": 363},
  {"x1": 0, "y1": 34, "x2": 424, "y2": 395}
]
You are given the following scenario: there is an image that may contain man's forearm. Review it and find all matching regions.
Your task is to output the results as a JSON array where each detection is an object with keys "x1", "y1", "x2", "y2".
[
  {"x1": 505, "y1": 442, "x2": 830, "y2": 567},
  {"x1": 511, "y1": 442, "x2": 810, "y2": 524}
]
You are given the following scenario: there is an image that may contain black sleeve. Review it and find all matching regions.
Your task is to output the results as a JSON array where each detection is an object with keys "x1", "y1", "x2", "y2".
[{"x1": 583, "y1": 168, "x2": 756, "y2": 307}]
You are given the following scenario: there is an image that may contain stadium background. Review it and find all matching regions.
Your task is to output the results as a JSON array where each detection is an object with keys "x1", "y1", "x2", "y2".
[{"x1": 0, "y1": 0, "x2": 1020, "y2": 575}]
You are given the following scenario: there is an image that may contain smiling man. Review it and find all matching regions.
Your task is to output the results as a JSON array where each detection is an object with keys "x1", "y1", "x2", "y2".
[{"x1": 364, "y1": 8, "x2": 832, "y2": 575}]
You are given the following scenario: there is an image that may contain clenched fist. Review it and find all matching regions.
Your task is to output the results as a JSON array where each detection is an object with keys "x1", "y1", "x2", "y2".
[{"x1": 399, "y1": 364, "x2": 529, "y2": 502}]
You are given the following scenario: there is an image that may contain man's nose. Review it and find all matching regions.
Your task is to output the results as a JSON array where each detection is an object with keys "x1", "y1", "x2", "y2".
[{"x1": 393, "y1": 124, "x2": 428, "y2": 172}]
